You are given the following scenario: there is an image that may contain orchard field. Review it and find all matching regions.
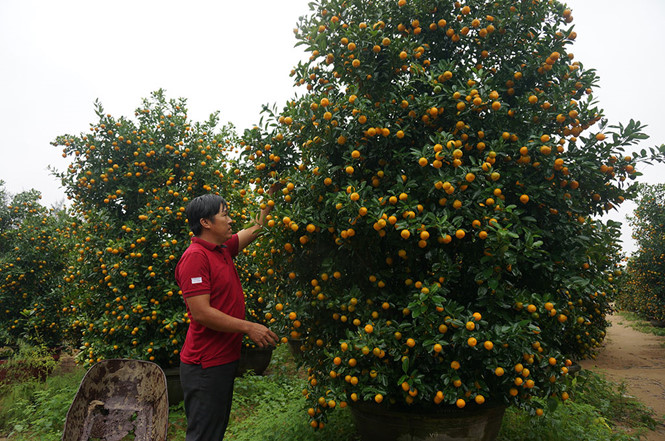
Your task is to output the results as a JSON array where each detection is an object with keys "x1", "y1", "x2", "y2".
[{"x1": 1, "y1": 0, "x2": 665, "y2": 440}]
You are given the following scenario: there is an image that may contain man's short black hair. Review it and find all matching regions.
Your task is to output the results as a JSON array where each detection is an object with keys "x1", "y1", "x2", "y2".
[{"x1": 185, "y1": 194, "x2": 228, "y2": 236}]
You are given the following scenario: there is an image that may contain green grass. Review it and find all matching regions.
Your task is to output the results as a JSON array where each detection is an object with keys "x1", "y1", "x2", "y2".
[
  {"x1": 0, "y1": 361, "x2": 85, "y2": 440},
  {"x1": 0, "y1": 344, "x2": 661, "y2": 441},
  {"x1": 617, "y1": 311, "x2": 665, "y2": 338}
]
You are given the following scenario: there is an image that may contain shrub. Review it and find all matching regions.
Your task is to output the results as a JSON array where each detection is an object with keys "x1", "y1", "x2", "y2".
[
  {"x1": 238, "y1": 0, "x2": 665, "y2": 427},
  {"x1": 0, "y1": 342, "x2": 57, "y2": 387}
]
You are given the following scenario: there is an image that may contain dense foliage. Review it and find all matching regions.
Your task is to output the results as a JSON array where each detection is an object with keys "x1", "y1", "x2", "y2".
[
  {"x1": 617, "y1": 183, "x2": 665, "y2": 321},
  {"x1": 238, "y1": 0, "x2": 665, "y2": 427}
]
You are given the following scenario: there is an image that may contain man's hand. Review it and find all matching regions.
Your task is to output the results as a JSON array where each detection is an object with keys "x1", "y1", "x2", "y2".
[{"x1": 246, "y1": 322, "x2": 279, "y2": 348}]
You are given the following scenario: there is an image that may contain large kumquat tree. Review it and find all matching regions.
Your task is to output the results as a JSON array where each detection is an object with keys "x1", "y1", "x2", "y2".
[
  {"x1": 0, "y1": 183, "x2": 74, "y2": 348},
  {"x1": 239, "y1": 0, "x2": 665, "y2": 428},
  {"x1": 53, "y1": 90, "x2": 265, "y2": 367},
  {"x1": 617, "y1": 183, "x2": 665, "y2": 321}
]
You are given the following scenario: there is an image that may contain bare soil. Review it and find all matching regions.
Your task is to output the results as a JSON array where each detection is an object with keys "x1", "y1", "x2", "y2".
[{"x1": 580, "y1": 313, "x2": 665, "y2": 441}]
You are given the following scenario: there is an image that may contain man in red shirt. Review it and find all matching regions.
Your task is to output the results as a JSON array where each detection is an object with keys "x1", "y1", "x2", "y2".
[{"x1": 176, "y1": 192, "x2": 279, "y2": 441}]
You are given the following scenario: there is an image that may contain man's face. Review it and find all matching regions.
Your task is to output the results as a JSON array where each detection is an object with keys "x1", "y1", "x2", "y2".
[{"x1": 205, "y1": 203, "x2": 233, "y2": 244}]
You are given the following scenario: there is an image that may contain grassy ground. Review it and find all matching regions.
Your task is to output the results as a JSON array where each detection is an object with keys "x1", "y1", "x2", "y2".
[
  {"x1": 0, "y1": 343, "x2": 660, "y2": 441},
  {"x1": 616, "y1": 311, "x2": 665, "y2": 339}
]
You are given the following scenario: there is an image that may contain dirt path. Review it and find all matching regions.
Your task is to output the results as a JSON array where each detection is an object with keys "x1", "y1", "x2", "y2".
[{"x1": 580, "y1": 313, "x2": 665, "y2": 441}]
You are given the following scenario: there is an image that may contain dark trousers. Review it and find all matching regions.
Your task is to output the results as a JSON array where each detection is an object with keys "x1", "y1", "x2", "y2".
[{"x1": 180, "y1": 361, "x2": 238, "y2": 441}]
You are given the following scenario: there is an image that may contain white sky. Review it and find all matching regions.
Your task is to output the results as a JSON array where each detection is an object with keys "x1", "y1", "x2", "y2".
[{"x1": 1, "y1": 0, "x2": 663, "y2": 255}]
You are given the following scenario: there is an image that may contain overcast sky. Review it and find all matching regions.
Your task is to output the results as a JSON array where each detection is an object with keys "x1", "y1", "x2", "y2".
[{"x1": 1, "y1": 0, "x2": 663, "y2": 254}]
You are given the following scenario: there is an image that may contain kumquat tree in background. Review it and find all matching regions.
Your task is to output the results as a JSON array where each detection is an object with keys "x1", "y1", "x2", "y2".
[
  {"x1": 0, "y1": 183, "x2": 75, "y2": 349},
  {"x1": 617, "y1": 183, "x2": 665, "y2": 322},
  {"x1": 52, "y1": 90, "x2": 267, "y2": 367},
  {"x1": 239, "y1": 0, "x2": 665, "y2": 428}
]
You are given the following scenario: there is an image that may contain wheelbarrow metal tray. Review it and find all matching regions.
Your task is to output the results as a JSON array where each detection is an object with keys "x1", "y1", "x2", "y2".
[{"x1": 62, "y1": 359, "x2": 168, "y2": 441}]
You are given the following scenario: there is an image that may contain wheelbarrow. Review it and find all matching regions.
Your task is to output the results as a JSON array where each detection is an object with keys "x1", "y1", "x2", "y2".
[{"x1": 61, "y1": 359, "x2": 169, "y2": 441}]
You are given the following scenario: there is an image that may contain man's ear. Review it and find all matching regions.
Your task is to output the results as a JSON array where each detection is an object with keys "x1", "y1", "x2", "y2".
[{"x1": 200, "y1": 217, "x2": 212, "y2": 230}]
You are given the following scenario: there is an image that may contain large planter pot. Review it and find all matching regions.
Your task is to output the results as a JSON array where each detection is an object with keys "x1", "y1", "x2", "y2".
[
  {"x1": 162, "y1": 366, "x2": 184, "y2": 405},
  {"x1": 350, "y1": 402, "x2": 506, "y2": 441},
  {"x1": 287, "y1": 338, "x2": 304, "y2": 360},
  {"x1": 236, "y1": 346, "x2": 274, "y2": 377},
  {"x1": 649, "y1": 319, "x2": 665, "y2": 328}
]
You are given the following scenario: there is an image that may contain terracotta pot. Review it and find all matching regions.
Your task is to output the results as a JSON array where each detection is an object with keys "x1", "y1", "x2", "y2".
[
  {"x1": 350, "y1": 401, "x2": 506, "y2": 441},
  {"x1": 236, "y1": 346, "x2": 274, "y2": 377}
]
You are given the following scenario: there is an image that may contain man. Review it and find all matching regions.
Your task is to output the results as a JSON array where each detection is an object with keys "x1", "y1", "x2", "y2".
[{"x1": 175, "y1": 192, "x2": 279, "y2": 441}]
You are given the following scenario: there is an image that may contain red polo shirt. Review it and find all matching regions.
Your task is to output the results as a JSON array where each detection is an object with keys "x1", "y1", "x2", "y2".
[{"x1": 175, "y1": 234, "x2": 245, "y2": 368}]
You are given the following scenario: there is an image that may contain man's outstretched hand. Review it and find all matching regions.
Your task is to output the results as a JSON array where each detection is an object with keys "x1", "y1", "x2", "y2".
[{"x1": 246, "y1": 322, "x2": 279, "y2": 348}]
